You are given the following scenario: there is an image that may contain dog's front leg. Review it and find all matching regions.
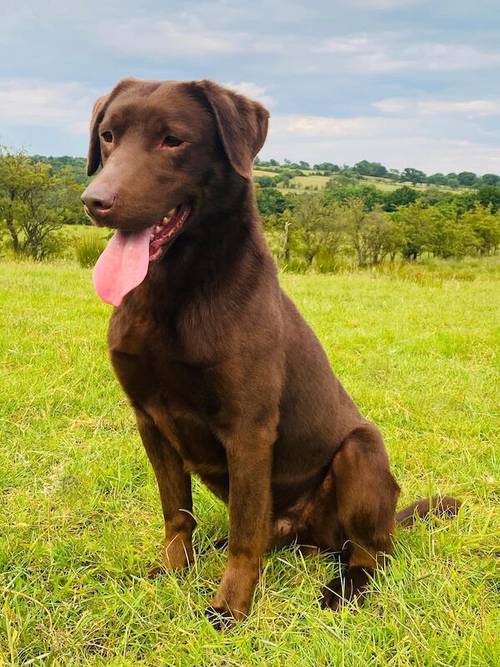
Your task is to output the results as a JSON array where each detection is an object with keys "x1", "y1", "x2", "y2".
[
  {"x1": 207, "y1": 424, "x2": 274, "y2": 628},
  {"x1": 134, "y1": 408, "x2": 195, "y2": 575}
]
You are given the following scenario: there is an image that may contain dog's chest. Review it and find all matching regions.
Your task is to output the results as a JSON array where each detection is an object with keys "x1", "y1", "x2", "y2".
[{"x1": 108, "y1": 310, "x2": 229, "y2": 475}]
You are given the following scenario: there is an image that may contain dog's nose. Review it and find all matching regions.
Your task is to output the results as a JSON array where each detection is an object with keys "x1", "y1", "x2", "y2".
[{"x1": 81, "y1": 186, "x2": 116, "y2": 217}]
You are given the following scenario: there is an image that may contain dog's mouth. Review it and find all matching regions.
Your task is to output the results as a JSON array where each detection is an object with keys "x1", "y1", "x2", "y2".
[
  {"x1": 92, "y1": 203, "x2": 191, "y2": 308},
  {"x1": 149, "y1": 204, "x2": 191, "y2": 261}
]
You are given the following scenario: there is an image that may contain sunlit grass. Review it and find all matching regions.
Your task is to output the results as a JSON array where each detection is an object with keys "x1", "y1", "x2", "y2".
[{"x1": 0, "y1": 260, "x2": 498, "y2": 665}]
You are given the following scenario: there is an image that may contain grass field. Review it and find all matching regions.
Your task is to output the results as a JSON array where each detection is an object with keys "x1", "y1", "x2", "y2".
[
  {"x1": 289, "y1": 174, "x2": 331, "y2": 190},
  {"x1": 273, "y1": 172, "x2": 470, "y2": 195},
  {"x1": 253, "y1": 169, "x2": 279, "y2": 178},
  {"x1": 1, "y1": 260, "x2": 498, "y2": 666}
]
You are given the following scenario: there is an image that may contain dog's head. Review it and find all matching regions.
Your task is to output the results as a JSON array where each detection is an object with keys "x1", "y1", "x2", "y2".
[{"x1": 81, "y1": 78, "x2": 269, "y2": 256}]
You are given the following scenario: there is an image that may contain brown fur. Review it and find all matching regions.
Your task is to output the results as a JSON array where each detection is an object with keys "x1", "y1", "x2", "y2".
[{"x1": 81, "y1": 78, "x2": 460, "y2": 626}]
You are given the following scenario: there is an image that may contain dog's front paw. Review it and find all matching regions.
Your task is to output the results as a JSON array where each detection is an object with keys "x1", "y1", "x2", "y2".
[
  {"x1": 320, "y1": 566, "x2": 371, "y2": 611},
  {"x1": 205, "y1": 605, "x2": 236, "y2": 631},
  {"x1": 147, "y1": 534, "x2": 194, "y2": 577}
]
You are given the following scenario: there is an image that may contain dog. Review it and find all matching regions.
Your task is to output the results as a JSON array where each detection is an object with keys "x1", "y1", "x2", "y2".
[{"x1": 81, "y1": 78, "x2": 460, "y2": 627}]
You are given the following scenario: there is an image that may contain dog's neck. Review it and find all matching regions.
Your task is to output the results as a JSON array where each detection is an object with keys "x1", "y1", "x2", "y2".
[{"x1": 144, "y1": 180, "x2": 272, "y2": 313}]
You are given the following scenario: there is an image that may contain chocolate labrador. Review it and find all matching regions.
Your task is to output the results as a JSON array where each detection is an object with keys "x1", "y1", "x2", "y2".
[{"x1": 81, "y1": 78, "x2": 459, "y2": 627}]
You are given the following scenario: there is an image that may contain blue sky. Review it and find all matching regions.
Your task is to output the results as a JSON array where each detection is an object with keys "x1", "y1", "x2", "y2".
[{"x1": 2, "y1": 0, "x2": 500, "y2": 173}]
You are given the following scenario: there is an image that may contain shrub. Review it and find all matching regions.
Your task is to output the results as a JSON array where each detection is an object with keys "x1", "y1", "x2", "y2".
[{"x1": 75, "y1": 230, "x2": 106, "y2": 267}]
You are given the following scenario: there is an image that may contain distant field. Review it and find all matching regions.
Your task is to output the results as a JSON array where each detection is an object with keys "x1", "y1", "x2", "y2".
[
  {"x1": 0, "y1": 259, "x2": 498, "y2": 665},
  {"x1": 361, "y1": 175, "x2": 469, "y2": 194},
  {"x1": 290, "y1": 174, "x2": 331, "y2": 190},
  {"x1": 254, "y1": 168, "x2": 471, "y2": 194},
  {"x1": 253, "y1": 168, "x2": 279, "y2": 178}
]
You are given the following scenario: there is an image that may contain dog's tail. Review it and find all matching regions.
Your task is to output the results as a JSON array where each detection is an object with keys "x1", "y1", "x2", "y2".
[{"x1": 395, "y1": 495, "x2": 461, "y2": 527}]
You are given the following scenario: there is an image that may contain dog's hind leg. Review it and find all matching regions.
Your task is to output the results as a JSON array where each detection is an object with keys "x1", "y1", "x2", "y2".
[{"x1": 320, "y1": 423, "x2": 400, "y2": 611}]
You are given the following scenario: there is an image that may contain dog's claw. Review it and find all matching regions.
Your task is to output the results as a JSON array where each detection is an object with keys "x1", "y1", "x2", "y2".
[{"x1": 205, "y1": 606, "x2": 235, "y2": 631}]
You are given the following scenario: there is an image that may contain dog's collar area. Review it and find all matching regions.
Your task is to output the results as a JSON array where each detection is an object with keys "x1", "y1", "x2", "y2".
[{"x1": 149, "y1": 204, "x2": 191, "y2": 261}]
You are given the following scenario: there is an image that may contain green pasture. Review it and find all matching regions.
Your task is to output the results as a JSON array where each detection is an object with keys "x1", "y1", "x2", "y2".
[{"x1": 0, "y1": 259, "x2": 498, "y2": 665}]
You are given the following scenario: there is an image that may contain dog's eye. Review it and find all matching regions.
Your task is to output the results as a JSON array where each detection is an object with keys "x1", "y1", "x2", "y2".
[
  {"x1": 162, "y1": 135, "x2": 183, "y2": 148},
  {"x1": 101, "y1": 131, "x2": 113, "y2": 143}
]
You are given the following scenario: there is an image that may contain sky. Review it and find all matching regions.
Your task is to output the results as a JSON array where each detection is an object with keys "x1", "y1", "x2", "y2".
[{"x1": 1, "y1": 0, "x2": 500, "y2": 174}]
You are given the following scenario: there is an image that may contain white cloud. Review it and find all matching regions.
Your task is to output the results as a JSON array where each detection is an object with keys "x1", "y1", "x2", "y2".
[
  {"x1": 262, "y1": 132, "x2": 500, "y2": 174},
  {"x1": 418, "y1": 100, "x2": 500, "y2": 116},
  {"x1": 99, "y1": 18, "x2": 282, "y2": 58},
  {"x1": 317, "y1": 32, "x2": 500, "y2": 73},
  {"x1": 374, "y1": 97, "x2": 500, "y2": 117},
  {"x1": 319, "y1": 34, "x2": 372, "y2": 55},
  {"x1": 348, "y1": 0, "x2": 422, "y2": 7},
  {"x1": 263, "y1": 111, "x2": 500, "y2": 173},
  {"x1": 271, "y1": 114, "x2": 384, "y2": 139},
  {"x1": 372, "y1": 98, "x2": 409, "y2": 114},
  {"x1": 224, "y1": 82, "x2": 274, "y2": 107},
  {"x1": 2, "y1": 76, "x2": 500, "y2": 176},
  {"x1": 0, "y1": 79, "x2": 93, "y2": 134}
]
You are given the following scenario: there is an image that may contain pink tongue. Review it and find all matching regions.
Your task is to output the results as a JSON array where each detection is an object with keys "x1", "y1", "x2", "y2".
[{"x1": 92, "y1": 227, "x2": 153, "y2": 307}]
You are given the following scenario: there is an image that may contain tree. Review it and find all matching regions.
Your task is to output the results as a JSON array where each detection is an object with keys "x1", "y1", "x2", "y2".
[
  {"x1": 383, "y1": 186, "x2": 418, "y2": 212},
  {"x1": 256, "y1": 187, "x2": 288, "y2": 215},
  {"x1": 461, "y1": 204, "x2": 500, "y2": 255},
  {"x1": 452, "y1": 190, "x2": 479, "y2": 214},
  {"x1": 32, "y1": 155, "x2": 88, "y2": 185},
  {"x1": 290, "y1": 194, "x2": 342, "y2": 267},
  {"x1": 264, "y1": 209, "x2": 296, "y2": 264},
  {"x1": 426, "y1": 204, "x2": 474, "y2": 258},
  {"x1": 427, "y1": 173, "x2": 448, "y2": 186},
  {"x1": 480, "y1": 173, "x2": 500, "y2": 186},
  {"x1": 340, "y1": 200, "x2": 400, "y2": 266},
  {"x1": 446, "y1": 173, "x2": 460, "y2": 188},
  {"x1": 418, "y1": 187, "x2": 450, "y2": 208},
  {"x1": 276, "y1": 172, "x2": 293, "y2": 187},
  {"x1": 477, "y1": 185, "x2": 500, "y2": 213},
  {"x1": 353, "y1": 160, "x2": 389, "y2": 178},
  {"x1": 0, "y1": 148, "x2": 75, "y2": 260},
  {"x1": 393, "y1": 203, "x2": 433, "y2": 260},
  {"x1": 255, "y1": 175, "x2": 275, "y2": 188},
  {"x1": 400, "y1": 168, "x2": 427, "y2": 185},
  {"x1": 313, "y1": 162, "x2": 339, "y2": 174},
  {"x1": 325, "y1": 177, "x2": 384, "y2": 210},
  {"x1": 457, "y1": 171, "x2": 478, "y2": 187}
]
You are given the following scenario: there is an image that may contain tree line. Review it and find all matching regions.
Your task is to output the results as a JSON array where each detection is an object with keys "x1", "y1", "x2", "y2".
[
  {"x1": 259, "y1": 188, "x2": 500, "y2": 271},
  {"x1": 1, "y1": 148, "x2": 499, "y2": 266},
  {"x1": 256, "y1": 157, "x2": 500, "y2": 188}
]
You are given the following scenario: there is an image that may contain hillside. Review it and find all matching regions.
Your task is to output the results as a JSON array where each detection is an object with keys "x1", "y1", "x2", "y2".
[{"x1": 30, "y1": 155, "x2": 494, "y2": 196}]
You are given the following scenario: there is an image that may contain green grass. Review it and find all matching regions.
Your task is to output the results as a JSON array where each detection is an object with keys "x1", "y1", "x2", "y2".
[
  {"x1": 74, "y1": 231, "x2": 107, "y2": 268},
  {"x1": 253, "y1": 169, "x2": 279, "y2": 178},
  {"x1": 0, "y1": 260, "x2": 498, "y2": 666}
]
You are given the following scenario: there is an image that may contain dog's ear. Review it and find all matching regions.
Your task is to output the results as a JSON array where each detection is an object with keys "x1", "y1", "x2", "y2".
[
  {"x1": 195, "y1": 80, "x2": 269, "y2": 179},
  {"x1": 87, "y1": 78, "x2": 139, "y2": 176},
  {"x1": 87, "y1": 94, "x2": 110, "y2": 176}
]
